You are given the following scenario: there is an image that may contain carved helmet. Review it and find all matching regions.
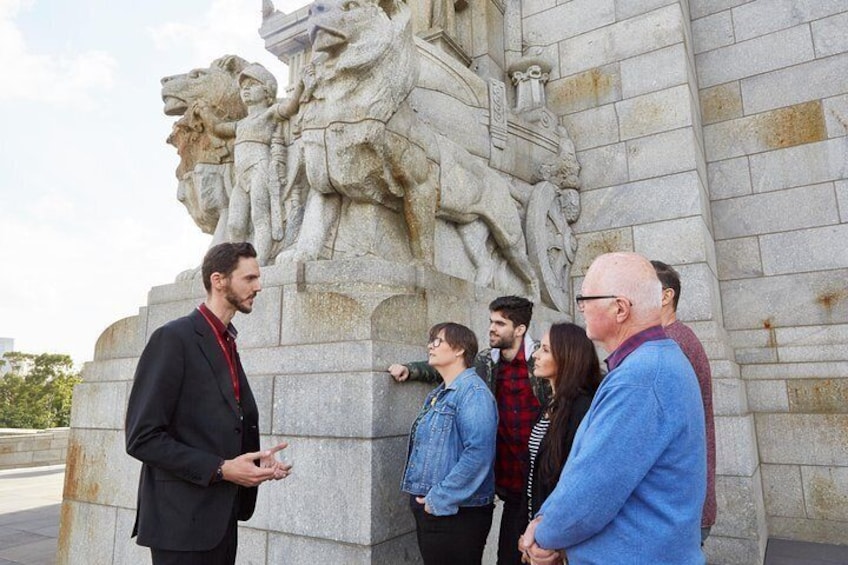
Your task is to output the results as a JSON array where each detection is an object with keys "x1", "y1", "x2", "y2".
[{"x1": 238, "y1": 63, "x2": 278, "y2": 100}]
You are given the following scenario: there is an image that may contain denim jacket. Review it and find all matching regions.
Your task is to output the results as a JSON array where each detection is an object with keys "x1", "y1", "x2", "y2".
[
  {"x1": 401, "y1": 367, "x2": 498, "y2": 516},
  {"x1": 405, "y1": 336, "x2": 551, "y2": 408}
]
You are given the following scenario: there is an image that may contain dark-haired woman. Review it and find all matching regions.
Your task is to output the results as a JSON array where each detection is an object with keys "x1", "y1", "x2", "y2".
[
  {"x1": 525, "y1": 323, "x2": 602, "y2": 528},
  {"x1": 400, "y1": 322, "x2": 498, "y2": 565}
]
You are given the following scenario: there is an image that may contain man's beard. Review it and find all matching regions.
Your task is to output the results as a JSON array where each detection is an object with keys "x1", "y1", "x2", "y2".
[
  {"x1": 226, "y1": 288, "x2": 254, "y2": 314},
  {"x1": 489, "y1": 333, "x2": 515, "y2": 349}
]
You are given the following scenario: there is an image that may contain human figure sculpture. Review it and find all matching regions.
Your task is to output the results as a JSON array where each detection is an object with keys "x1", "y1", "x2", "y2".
[{"x1": 197, "y1": 63, "x2": 303, "y2": 266}]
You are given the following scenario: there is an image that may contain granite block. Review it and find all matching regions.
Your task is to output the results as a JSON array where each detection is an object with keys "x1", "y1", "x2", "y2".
[
  {"x1": 712, "y1": 183, "x2": 838, "y2": 240},
  {"x1": 620, "y1": 43, "x2": 687, "y2": 99},
  {"x1": 761, "y1": 464, "x2": 806, "y2": 518},
  {"x1": 712, "y1": 377, "x2": 748, "y2": 416},
  {"x1": 756, "y1": 413, "x2": 848, "y2": 466},
  {"x1": 714, "y1": 414, "x2": 759, "y2": 476},
  {"x1": 741, "y1": 52, "x2": 848, "y2": 114},
  {"x1": 746, "y1": 381, "x2": 789, "y2": 413},
  {"x1": 787, "y1": 378, "x2": 848, "y2": 413},
  {"x1": 614, "y1": 0, "x2": 676, "y2": 21},
  {"x1": 575, "y1": 143, "x2": 629, "y2": 190},
  {"x1": 700, "y1": 82, "x2": 743, "y2": 125},
  {"x1": 81, "y1": 357, "x2": 138, "y2": 383},
  {"x1": 558, "y1": 5, "x2": 684, "y2": 77},
  {"x1": 720, "y1": 269, "x2": 848, "y2": 330},
  {"x1": 707, "y1": 156, "x2": 752, "y2": 201},
  {"x1": 743, "y1": 362, "x2": 848, "y2": 381},
  {"x1": 690, "y1": 0, "x2": 748, "y2": 20},
  {"x1": 692, "y1": 11, "x2": 735, "y2": 54},
  {"x1": 713, "y1": 471, "x2": 767, "y2": 538},
  {"x1": 570, "y1": 228, "x2": 634, "y2": 278},
  {"x1": 112, "y1": 507, "x2": 151, "y2": 565},
  {"x1": 616, "y1": 85, "x2": 693, "y2": 141},
  {"x1": 523, "y1": 0, "x2": 555, "y2": 18},
  {"x1": 704, "y1": 101, "x2": 827, "y2": 162},
  {"x1": 271, "y1": 372, "x2": 429, "y2": 438},
  {"x1": 633, "y1": 216, "x2": 713, "y2": 266},
  {"x1": 800, "y1": 465, "x2": 848, "y2": 521},
  {"x1": 732, "y1": 0, "x2": 847, "y2": 43},
  {"x1": 715, "y1": 237, "x2": 763, "y2": 281},
  {"x1": 65, "y1": 428, "x2": 139, "y2": 509},
  {"x1": 561, "y1": 105, "x2": 620, "y2": 151},
  {"x1": 760, "y1": 223, "x2": 848, "y2": 276},
  {"x1": 626, "y1": 127, "x2": 698, "y2": 180},
  {"x1": 68, "y1": 382, "x2": 127, "y2": 430},
  {"x1": 547, "y1": 64, "x2": 622, "y2": 115},
  {"x1": 823, "y1": 93, "x2": 848, "y2": 138},
  {"x1": 812, "y1": 11, "x2": 848, "y2": 58},
  {"x1": 695, "y1": 25, "x2": 815, "y2": 89},
  {"x1": 577, "y1": 171, "x2": 701, "y2": 232},
  {"x1": 56, "y1": 500, "x2": 116, "y2": 565},
  {"x1": 837, "y1": 180, "x2": 848, "y2": 222},
  {"x1": 524, "y1": 0, "x2": 614, "y2": 44},
  {"x1": 749, "y1": 138, "x2": 848, "y2": 193}
]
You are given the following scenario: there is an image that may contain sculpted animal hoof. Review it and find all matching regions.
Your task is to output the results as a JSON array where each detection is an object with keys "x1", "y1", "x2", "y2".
[{"x1": 275, "y1": 248, "x2": 315, "y2": 264}]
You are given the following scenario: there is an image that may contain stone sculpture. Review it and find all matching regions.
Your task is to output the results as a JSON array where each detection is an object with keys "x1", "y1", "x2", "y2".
[
  {"x1": 162, "y1": 0, "x2": 584, "y2": 310},
  {"x1": 161, "y1": 55, "x2": 249, "y2": 249}
]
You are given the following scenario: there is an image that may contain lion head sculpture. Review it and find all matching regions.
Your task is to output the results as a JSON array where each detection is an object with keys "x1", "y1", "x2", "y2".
[{"x1": 161, "y1": 55, "x2": 249, "y2": 237}]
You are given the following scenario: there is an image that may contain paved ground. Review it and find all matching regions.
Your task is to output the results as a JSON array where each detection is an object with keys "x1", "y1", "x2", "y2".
[
  {"x1": 1, "y1": 464, "x2": 847, "y2": 564},
  {"x1": 0, "y1": 465, "x2": 63, "y2": 565}
]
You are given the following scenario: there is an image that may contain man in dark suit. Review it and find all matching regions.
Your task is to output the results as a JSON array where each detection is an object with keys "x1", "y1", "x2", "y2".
[{"x1": 126, "y1": 242, "x2": 290, "y2": 565}]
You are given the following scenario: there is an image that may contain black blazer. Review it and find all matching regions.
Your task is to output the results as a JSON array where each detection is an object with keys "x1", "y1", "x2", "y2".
[
  {"x1": 525, "y1": 391, "x2": 595, "y2": 519},
  {"x1": 125, "y1": 309, "x2": 260, "y2": 551}
]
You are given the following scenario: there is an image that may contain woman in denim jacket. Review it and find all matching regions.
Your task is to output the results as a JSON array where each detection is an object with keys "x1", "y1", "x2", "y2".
[{"x1": 401, "y1": 322, "x2": 498, "y2": 565}]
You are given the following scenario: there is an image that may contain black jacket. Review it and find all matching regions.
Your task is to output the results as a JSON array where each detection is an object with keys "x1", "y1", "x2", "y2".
[
  {"x1": 125, "y1": 309, "x2": 260, "y2": 551},
  {"x1": 524, "y1": 391, "x2": 595, "y2": 519}
]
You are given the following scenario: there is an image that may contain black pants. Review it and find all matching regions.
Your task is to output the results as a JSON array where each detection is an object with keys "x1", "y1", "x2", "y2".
[
  {"x1": 150, "y1": 511, "x2": 238, "y2": 565},
  {"x1": 497, "y1": 494, "x2": 529, "y2": 565},
  {"x1": 412, "y1": 497, "x2": 494, "y2": 565}
]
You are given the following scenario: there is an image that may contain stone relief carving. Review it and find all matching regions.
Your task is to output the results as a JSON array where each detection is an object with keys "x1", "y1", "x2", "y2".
[{"x1": 162, "y1": 0, "x2": 583, "y2": 311}]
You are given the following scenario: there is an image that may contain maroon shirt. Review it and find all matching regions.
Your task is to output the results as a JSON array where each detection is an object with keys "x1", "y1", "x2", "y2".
[
  {"x1": 495, "y1": 347, "x2": 541, "y2": 498},
  {"x1": 197, "y1": 303, "x2": 241, "y2": 403},
  {"x1": 665, "y1": 320, "x2": 717, "y2": 527}
]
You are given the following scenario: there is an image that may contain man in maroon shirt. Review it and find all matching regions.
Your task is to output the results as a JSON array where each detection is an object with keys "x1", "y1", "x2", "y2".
[
  {"x1": 389, "y1": 296, "x2": 550, "y2": 565},
  {"x1": 651, "y1": 260, "x2": 717, "y2": 543}
]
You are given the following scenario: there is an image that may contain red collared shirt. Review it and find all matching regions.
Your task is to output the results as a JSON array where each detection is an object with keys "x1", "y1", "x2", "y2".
[
  {"x1": 494, "y1": 346, "x2": 540, "y2": 498},
  {"x1": 604, "y1": 325, "x2": 668, "y2": 372},
  {"x1": 197, "y1": 303, "x2": 241, "y2": 403}
]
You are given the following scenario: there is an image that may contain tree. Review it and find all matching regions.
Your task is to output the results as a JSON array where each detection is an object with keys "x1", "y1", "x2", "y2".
[{"x1": 0, "y1": 352, "x2": 82, "y2": 429}]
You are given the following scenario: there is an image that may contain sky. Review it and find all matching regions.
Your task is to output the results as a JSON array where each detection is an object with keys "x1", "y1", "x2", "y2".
[{"x1": 0, "y1": 0, "x2": 310, "y2": 366}]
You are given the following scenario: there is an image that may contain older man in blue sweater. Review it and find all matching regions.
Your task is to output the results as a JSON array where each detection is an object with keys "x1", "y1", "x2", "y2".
[{"x1": 520, "y1": 252, "x2": 706, "y2": 565}]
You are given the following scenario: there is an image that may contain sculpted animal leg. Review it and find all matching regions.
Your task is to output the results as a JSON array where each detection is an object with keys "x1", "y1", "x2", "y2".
[
  {"x1": 402, "y1": 165, "x2": 438, "y2": 264},
  {"x1": 278, "y1": 190, "x2": 340, "y2": 262},
  {"x1": 457, "y1": 221, "x2": 497, "y2": 286}
]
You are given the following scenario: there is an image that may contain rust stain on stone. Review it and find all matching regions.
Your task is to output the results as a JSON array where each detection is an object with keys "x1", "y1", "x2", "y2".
[
  {"x1": 762, "y1": 318, "x2": 777, "y2": 348},
  {"x1": 63, "y1": 437, "x2": 99, "y2": 502},
  {"x1": 808, "y1": 473, "x2": 848, "y2": 520},
  {"x1": 550, "y1": 67, "x2": 619, "y2": 113},
  {"x1": 758, "y1": 101, "x2": 826, "y2": 150},
  {"x1": 816, "y1": 288, "x2": 847, "y2": 311},
  {"x1": 57, "y1": 500, "x2": 74, "y2": 561},
  {"x1": 787, "y1": 379, "x2": 848, "y2": 414},
  {"x1": 700, "y1": 83, "x2": 742, "y2": 125}
]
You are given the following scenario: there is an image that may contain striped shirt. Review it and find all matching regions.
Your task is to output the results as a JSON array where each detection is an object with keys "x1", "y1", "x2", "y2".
[{"x1": 526, "y1": 415, "x2": 550, "y2": 520}]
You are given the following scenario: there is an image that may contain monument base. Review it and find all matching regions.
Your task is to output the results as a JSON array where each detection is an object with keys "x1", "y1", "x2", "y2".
[{"x1": 58, "y1": 259, "x2": 563, "y2": 564}]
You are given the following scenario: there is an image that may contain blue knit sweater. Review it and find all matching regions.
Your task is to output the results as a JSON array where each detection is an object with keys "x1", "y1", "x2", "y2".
[{"x1": 535, "y1": 338, "x2": 706, "y2": 564}]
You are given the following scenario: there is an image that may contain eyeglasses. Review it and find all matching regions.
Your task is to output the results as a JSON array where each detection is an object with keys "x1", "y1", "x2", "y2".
[
  {"x1": 428, "y1": 336, "x2": 445, "y2": 348},
  {"x1": 575, "y1": 294, "x2": 629, "y2": 312}
]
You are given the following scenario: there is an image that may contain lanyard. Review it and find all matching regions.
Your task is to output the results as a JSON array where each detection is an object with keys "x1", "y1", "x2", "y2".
[{"x1": 197, "y1": 307, "x2": 241, "y2": 403}]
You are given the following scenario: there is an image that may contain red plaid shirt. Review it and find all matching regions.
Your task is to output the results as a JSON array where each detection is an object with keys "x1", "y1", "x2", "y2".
[{"x1": 494, "y1": 347, "x2": 541, "y2": 498}]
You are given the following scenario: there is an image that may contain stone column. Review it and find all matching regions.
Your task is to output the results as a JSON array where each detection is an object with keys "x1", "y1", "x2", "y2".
[{"x1": 58, "y1": 259, "x2": 561, "y2": 564}]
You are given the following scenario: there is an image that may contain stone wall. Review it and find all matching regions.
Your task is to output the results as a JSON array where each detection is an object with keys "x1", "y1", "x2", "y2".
[
  {"x1": 527, "y1": 0, "x2": 848, "y2": 561},
  {"x1": 692, "y1": 0, "x2": 848, "y2": 548},
  {"x1": 0, "y1": 428, "x2": 69, "y2": 470}
]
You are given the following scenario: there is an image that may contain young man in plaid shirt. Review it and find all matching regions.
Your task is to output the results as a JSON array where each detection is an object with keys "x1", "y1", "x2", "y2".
[{"x1": 389, "y1": 296, "x2": 550, "y2": 565}]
